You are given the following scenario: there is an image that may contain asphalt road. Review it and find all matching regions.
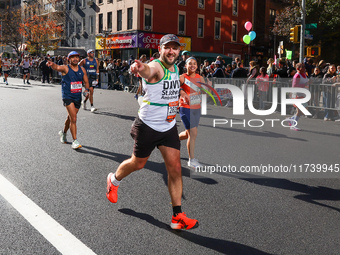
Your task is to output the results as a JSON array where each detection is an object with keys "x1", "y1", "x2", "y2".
[{"x1": 0, "y1": 77, "x2": 339, "y2": 255}]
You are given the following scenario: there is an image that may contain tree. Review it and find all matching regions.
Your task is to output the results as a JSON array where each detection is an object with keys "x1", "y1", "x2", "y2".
[
  {"x1": 272, "y1": 0, "x2": 340, "y2": 63},
  {"x1": 19, "y1": 8, "x2": 63, "y2": 56},
  {"x1": 0, "y1": 6, "x2": 24, "y2": 56}
]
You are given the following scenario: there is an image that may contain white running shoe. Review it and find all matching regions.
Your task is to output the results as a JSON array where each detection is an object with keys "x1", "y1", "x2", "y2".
[
  {"x1": 290, "y1": 126, "x2": 301, "y2": 131},
  {"x1": 58, "y1": 130, "x2": 67, "y2": 143},
  {"x1": 188, "y1": 158, "x2": 203, "y2": 168},
  {"x1": 82, "y1": 100, "x2": 87, "y2": 110},
  {"x1": 71, "y1": 139, "x2": 82, "y2": 149},
  {"x1": 91, "y1": 106, "x2": 97, "y2": 112}
]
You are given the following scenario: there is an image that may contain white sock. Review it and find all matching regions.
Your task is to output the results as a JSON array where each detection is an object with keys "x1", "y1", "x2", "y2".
[{"x1": 111, "y1": 173, "x2": 121, "y2": 186}]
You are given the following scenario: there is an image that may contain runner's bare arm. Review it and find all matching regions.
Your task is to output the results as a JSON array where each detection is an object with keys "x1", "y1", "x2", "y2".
[
  {"x1": 179, "y1": 74, "x2": 190, "y2": 103},
  {"x1": 130, "y1": 59, "x2": 161, "y2": 81},
  {"x1": 47, "y1": 61, "x2": 68, "y2": 75},
  {"x1": 78, "y1": 59, "x2": 85, "y2": 66},
  {"x1": 81, "y1": 66, "x2": 90, "y2": 90}
]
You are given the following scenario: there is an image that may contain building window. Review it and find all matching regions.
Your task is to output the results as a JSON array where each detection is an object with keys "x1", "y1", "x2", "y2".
[
  {"x1": 127, "y1": 8, "x2": 133, "y2": 30},
  {"x1": 215, "y1": 0, "x2": 221, "y2": 12},
  {"x1": 107, "y1": 12, "x2": 112, "y2": 30},
  {"x1": 232, "y1": 21, "x2": 237, "y2": 42},
  {"x1": 179, "y1": 14, "x2": 185, "y2": 35},
  {"x1": 198, "y1": 16, "x2": 204, "y2": 38},
  {"x1": 117, "y1": 10, "x2": 122, "y2": 31},
  {"x1": 98, "y1": 0, "x2": 102, "y2": 4},
  {"x1": 81, "y1": 0, "x2": 85, "y2": 7},
  {"x1": 145, "y1": 8, "x2": 152, "y2": 30},
  {"x1": 107, "y1": 0, "x2": 113, "y2": 3},
  {"x1": 215, "y1": 19, "x2": 221, "y2": 40},
  {"x1": 198, "y1": 0, "x2": 204, "y2": 9},
  {"x1": 99, "y1": 14, "x2": 103, "y2": 33},
  {"x1": 179, "y1": 0, "x2": 186, "y2": 5},
  {"x1": 232, "y1": 0, "x2": 238, "y2": 16},
  {"x1": 89, "y1": 16, "x2": 94, "y2": 34}
]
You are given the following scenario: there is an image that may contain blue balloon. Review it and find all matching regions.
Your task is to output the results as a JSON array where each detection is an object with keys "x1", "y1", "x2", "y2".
[{"x1": 249, "y1": 31, "x2": 256, "y2": 41}]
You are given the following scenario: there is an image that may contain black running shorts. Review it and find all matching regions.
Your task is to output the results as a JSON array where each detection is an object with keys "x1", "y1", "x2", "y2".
[
  {"x1": 23, "y1": 68, "x2": 30, "y2": 74},
  {"x1": 62, "y1": 99, "x2": 81, "y2": 109},
  {"x1": 130, "y1": 116, "x2": 181, "y2": 158}
]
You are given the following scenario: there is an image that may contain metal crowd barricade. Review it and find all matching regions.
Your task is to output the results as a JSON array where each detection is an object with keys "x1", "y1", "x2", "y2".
[{"x1": 200, "y1": 77, "x2": 340, "y2": 115}]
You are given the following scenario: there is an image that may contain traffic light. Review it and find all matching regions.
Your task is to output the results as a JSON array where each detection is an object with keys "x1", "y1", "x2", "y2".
[
  {"x1": 290, "y1": 26, "x2": 297, "y2": 43},
  {"x1": 310, "y1": 46, "x2": 320, "y2": 57},
  {"x1": 289, "y1": 25, "x2": 301, "y2": 44},
  {"x1": 304, "y1": 46, "x2": 321, "y2": 57}
]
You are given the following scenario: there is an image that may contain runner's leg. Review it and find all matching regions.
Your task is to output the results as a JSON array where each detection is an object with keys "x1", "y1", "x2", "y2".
[
  {"x1": 65, "y1": 103, "x2": 79, "y2": 140},
  {"x1": 115, "y1": 154, "x2": 149, "y2": 181},
  {"x1": 158, "y1": 145, "x2": 182, "y2": 207}
]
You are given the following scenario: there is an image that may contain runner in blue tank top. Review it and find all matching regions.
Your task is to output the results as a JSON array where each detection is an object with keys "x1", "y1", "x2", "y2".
[
  {"x1": 79, "y1": 49, "x2": 99, "y2": 112},
  {"x1": 47, "y1": 51, "x2": 90, "y2": 150}
]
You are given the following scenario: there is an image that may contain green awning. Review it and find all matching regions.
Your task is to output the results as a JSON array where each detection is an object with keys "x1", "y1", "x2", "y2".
[{"x1": 189, "y1": 52, "x2": 232, "y2": 64}]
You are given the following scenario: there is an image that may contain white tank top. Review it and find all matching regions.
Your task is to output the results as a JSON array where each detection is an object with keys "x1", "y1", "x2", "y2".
[
  {"x1": 138, "y1": 59, "x2": 180, "y2": 132},
  {"x1": 23, "y1": 59, "x2": 30, "y2": 69}
]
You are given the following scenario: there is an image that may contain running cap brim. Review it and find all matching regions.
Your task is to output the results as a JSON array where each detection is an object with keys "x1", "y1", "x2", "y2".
[
  {"x1": 160, "y1": 34, "x2": 181, "y2": 46},
  {"x1": 68, "y1": 51, "x2": 80, "y2": 59}
]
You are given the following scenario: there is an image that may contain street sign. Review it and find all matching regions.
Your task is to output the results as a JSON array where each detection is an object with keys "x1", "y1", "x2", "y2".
[
  {"x1": 305, "y1": 34, "x2": 313, "y2": 40},
  {"x1": 306, "y1": 23, "x2": 317, "y2": 29}
]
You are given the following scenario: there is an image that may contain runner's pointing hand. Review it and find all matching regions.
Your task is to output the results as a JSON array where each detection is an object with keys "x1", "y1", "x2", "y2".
[{"x1": 130, "y1": 60, "x2": 145, "y2": 74}]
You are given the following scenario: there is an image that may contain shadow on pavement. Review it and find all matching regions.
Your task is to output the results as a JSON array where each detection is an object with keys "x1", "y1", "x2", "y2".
[
  {"x1": 119, "y1": 208, "x2": 272, "y2": 255},
  {"x1": 0, "y1": 85, "x2": 28, "y2": 90},
  {"x1": 242, "y1": 178, "x2": 340, "y2": 213},
  {"x1": 80, "y1": 146, "x2": 218, "y2": 200}
]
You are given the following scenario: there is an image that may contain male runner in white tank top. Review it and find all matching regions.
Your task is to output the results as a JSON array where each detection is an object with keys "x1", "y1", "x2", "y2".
[
  {"x1": 21, "y1": 55, "x2": 31, "y2": 84},
  {"x1": 106, "y1": 34, "x2": 198, "y2": 230}
]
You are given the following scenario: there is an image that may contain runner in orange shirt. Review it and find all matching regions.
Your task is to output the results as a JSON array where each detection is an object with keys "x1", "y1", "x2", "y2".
[{"x1": 178, "y1": 57, "x2": 205, "y2": 168}]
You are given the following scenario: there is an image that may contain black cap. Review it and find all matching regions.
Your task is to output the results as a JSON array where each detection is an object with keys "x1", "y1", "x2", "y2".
[{"x1": 159, "y1": 34, "x2": 181, "y2": 46}]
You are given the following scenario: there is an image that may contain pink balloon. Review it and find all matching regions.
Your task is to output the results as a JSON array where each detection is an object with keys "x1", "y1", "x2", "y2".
[{"x1": 244, "y1": 21, "x2": 252, "y2": 31}]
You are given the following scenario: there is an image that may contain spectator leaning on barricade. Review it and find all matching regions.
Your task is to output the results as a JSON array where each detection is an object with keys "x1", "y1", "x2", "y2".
[
  {"x1": 255, "y1": 67, "x2": 270, "y2": 110},
  {"x1": 287, "y1": 60, "x2": 298, "y2": 78},
  {"x1": 310, "y1": 66, "x2": 324, "y2": 118},
  {"x1": 231, "y1": 62, "x2": 248, "y2": 78},
  {"x1": 212, "y1": 60, "x2": 225, "y2": 78},
  {"x1": 272, "y1": 60, "x2": 288, "y2": 79},
  {"x1": 322, "y1": 64, "x2": 338, "y2": 121},
  {"x1": 246, "y1": 61, "x2": 258, "y2": 84},
  {"x1": 224, "y1": 64, "x2": 232, "y2": 78},
  {"x1": 267, "y1": 58, "x2": 275, "y2": 78},
  {"x1": 200, "y1": 59, "x2": 210, "y2": 78}
]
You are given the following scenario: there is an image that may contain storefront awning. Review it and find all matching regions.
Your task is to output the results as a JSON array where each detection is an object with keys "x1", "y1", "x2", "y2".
[{"x1": 189, "y1": 52, "x2": 232, "y2": 64}]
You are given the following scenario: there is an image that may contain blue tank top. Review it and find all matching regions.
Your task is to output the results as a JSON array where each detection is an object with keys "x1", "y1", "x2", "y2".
[
  {"x1": 84, "y1": 58, "x2": 97, "y2": 79},
  {"x1": 61, "y1": 65, "x2": 84, "y2": 101}
]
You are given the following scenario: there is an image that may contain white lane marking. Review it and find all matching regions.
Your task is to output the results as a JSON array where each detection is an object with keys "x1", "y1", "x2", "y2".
[{"x1": 0, "y1": 174, "x2": 97, "y2": 255}]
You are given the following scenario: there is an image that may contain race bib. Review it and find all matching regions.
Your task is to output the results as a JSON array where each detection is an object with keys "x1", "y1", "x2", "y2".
[
  {"x1": 92, "y1": 80, "x2": 98, "y2": 86},
  {"x1": 190, "y1": 93, "x2": 201, "y2": 106},
  {"x1": 166, "y1": 101, "x2": 179, "y2": 122},
  {"x1": 70, "y1": 81, "x2": 82, "y2": 93}
]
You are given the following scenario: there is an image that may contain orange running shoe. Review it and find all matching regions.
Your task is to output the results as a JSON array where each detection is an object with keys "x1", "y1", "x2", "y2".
[
  {"x1": 170, "y1": 212, "x2": 199, "y2": 230},
  {"x1": 106, "y1": 173, "x2": 119, "y2": 203}
]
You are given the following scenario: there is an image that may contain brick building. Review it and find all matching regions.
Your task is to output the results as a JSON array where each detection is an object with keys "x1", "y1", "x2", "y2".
[{"x1": 95, "y1": 0, "x2": 255, "y2": 63}]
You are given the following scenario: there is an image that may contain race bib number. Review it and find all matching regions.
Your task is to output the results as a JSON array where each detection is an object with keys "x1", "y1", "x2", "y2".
[
  {"x1": 190, "y1": 93, "x2": 201, "y2": 105},
  {"x1": 70, "y1": 81, "x2": 82, "y2": 93},
  {"x1": 166, "y1": 101, "x2": 179, "y2": 122},
  {"x1": 92, "y1": 80, "x2": 98, "y2": 86}
]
